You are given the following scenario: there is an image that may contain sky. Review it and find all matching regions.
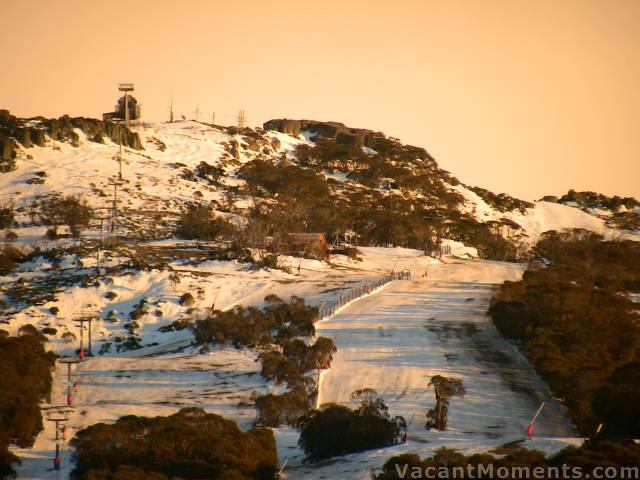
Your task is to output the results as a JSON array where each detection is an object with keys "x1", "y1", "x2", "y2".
[{"x1": 2, "y1": 0, "x2": 639, "y2": 201}]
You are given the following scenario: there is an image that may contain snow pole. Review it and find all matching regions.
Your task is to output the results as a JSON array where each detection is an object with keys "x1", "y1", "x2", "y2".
[
  {"x1": 79, "y1": 324, "x2": 84, "y2": 359},
  {"x1": 54, "y1": 442, "x2": 61, "y2": 470},
  {"x1": 210, "y1": 286, "x2": 222, "y2": 314},
  {"x1": 277, "y1": 459, "x2": 288, "y2": 477},
  {"x1": 525, "y1": 402, "x2": 545, "y2": 439},
  {"x1": 530, "y1": 402, "x2": 545, "y2": 426}
]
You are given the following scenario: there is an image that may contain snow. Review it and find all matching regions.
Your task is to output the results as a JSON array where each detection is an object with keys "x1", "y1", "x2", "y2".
[
  {"x1": 282, "y1": 259, "x2": 579, "y2": 479},
  {"x1": 450, "y1": 183, "x2": 638, "y2": 245},
  {"x1": 13, "y1": 348, "x2": 265, "y2": 480}
]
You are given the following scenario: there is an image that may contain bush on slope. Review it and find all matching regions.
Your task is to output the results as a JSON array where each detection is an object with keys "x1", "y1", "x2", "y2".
[
  {"x1": 70, "y1": 408, "x2": 278, "y2": 480},
  {"x1": 0, "y1": 330, "x2": 56, "y2": 479}
]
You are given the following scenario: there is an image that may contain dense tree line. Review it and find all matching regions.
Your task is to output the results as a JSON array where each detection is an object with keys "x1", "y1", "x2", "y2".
[
  {"x1": 70, "y1": 407, "x2": 278, "y2": 480},
  {"x1": 375, "y1": 440, "x2": 640, "y2": 480},
  {"x1": 550, "y1": 189, "x2": 640, "y2": 212},
  {"x1": 192, "y1": 295, "x2": 318, "y2": 348},
  {"x1": 489, "y1": 230, "x2": 640, "y2": 437},
  {"x1": 298, "y1": 389, "x2": 407, "y2": 461},
  {"x1": 0, "y1": 330, "x2": 56, "y2": 479},
  {"x1": 236, "y1": 139, "x2": 524, "y2": 260}
]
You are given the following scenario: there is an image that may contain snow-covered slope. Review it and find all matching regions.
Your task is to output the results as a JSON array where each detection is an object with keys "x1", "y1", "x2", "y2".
[
  {"x1": 1, "y1": 118, "x2": 636, "y2": 247},
  {"x1": 452, "y1": 184, "x2": 635, "y2": 245},
  {"x1": 285, "y1": 259, "x2": 579, "y2": 479},
  {"x1": 2, "y1": 117, "x2": 634, "y2": 478}
]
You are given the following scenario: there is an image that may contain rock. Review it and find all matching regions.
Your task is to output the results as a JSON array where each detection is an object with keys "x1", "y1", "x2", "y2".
[
  {"x1": 31, "y1": 129, "x2": 46, "y2": 146},
  {"x1": 243, "y1": 136, "x2": 260, "y2": 151},
  {"x1": 26, "y1": 177, "x2": 45, "y2": 184},
  {"x1": 0, "y1": 135, "x2": 15, "y2": 161},
  {"x1": 18, "y1": 128, "x2": 32, "y2": 148},
  {"x1": 263, "y1": 118, "x2": 371, "y2": 149}
]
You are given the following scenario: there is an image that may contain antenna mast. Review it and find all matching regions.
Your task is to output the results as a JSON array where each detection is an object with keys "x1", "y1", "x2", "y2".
[{"x1": 236, "y1": 109, "x2": 246, "y2": 129}]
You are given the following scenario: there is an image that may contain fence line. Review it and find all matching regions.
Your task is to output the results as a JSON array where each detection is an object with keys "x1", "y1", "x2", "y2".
[{"x1": 315, "y1": 269, "x2": 411, "y2": 321}]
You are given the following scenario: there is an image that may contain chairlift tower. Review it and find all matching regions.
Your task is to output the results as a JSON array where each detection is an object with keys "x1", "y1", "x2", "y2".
[
  {"x1": 46, "y1": 411, "x2": 70, "y2": 471},
  {"x1": 58, "y1": 356, "x2": 88, "y2": 385},
  {"x1": 74, "y1": 311, "x2": 97, "y2": 358}
]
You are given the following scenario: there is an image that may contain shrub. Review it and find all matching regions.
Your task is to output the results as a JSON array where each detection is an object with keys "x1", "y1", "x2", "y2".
[
  {"x1": 258, "y1": 350, "x2": 302, "y2": 385},
  {"x1": 192, "y1": 295, "x2": 318, "y2": 349},
  {"x1": 0, "y1": 203, "x2": 14, "y2": 229},
  {"x1": 179, "y1": 293, "x2": 195, "y2": 306},
  {"x1": 0, "y1": 244, "x2": 23, "y2": 275},
  {"x1": 0, "y1": 334, "x2": 56, "y2": 477},
  {"x1": 176, "y1": 205, "x2": 237, "y2": 241},
  {"x1": 61, "y1": 331, "x2": 76, "y2": 343},
  {"x1": 129, "y1": 298, "x2": 148, "y2": 320},
  {"x1": 255, "y1": 385, "x2": 311, "y2": 427},
  {"x1": 4, "y1": 231, "x2": 17, "y2": 242},
  {"x1": 124, "y1": 321, "x2": 139, "y2": 334},
  {"x1": 375, "y1": 441, "x2": 640, "y2": 480},
  {"x1": 70, "y1": 408, "x2": 278, "y2": 480},
  {"x1": 38, "y1": 194, "x2": 93, "y2": 237},
  {"x1": 45, "y1": 227, "x2": 57, "y2": 240},
  {"x1": 158, "y1": 319, "x2": 191, "y2": 333},
  {"x1": 298, "y1": 391, "x2": 406, "y2": 461},
  {"x1": 195, "y1": 161, "x2": 225, "y2": 183},
  {"x1": 104, "y1": 291, "x2": 118, "y2": 300}
]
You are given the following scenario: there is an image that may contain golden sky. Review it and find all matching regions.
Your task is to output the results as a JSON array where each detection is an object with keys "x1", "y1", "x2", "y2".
[{"x1": 2, "y1": 0, "x2": 639, "y2": 201}]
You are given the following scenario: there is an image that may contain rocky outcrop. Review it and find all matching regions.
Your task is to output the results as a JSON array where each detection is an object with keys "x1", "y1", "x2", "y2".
[
  {"x1": 0, "y1": 110, "x2": 143, "y2": 152},
  {"x1": 263, "y1": 119, "x2": 374, "y2": 149}
]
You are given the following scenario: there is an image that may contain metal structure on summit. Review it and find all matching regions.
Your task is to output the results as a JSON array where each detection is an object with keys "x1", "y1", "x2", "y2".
[
  {"x1": 103, "y1": 83, "x2": 141, "y2": 127},
  {"x1": 236, "y1": 109, "x2": 247, "y2": 129}
]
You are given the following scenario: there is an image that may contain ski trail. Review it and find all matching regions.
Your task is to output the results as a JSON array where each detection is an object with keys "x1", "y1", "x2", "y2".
[{"x1": 299, "y1": 259, "x2": 577, "y2": 479}]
